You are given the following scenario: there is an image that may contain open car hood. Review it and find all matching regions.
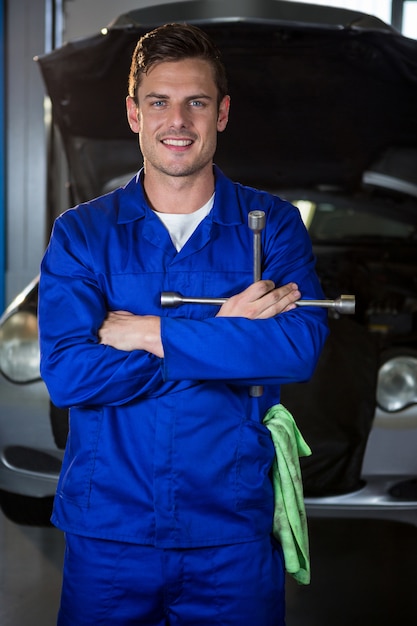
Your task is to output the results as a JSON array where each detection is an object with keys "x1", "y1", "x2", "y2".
[{"x1": 36, "y1": 0, "x2": 417, "y2": 205}]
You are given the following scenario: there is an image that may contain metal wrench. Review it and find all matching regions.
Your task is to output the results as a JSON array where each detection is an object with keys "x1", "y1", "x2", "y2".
[
  {"x1": 160, "y1": 292, "x2": 356, "y2": 315},
  {"x1": 160, "y1": 208, "x2": 356, "y2": 398},
  {"x1": 247, "y1": 211, "x2": 266, "y2": 397},
  {"x1": 248, "y1": 210, "x2": 266, "y2": 282}
]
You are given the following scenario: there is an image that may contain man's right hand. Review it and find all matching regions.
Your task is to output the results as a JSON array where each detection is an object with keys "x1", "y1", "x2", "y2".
[
  {"x1": 216, "y1": 281, "x2": 300, "y2": 319},
  {"x1": 98, "y1": 311, "x2": 163, "y2": 357}
]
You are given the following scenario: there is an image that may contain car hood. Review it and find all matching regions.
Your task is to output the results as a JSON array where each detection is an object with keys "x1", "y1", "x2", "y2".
[{"x1": 36, "y1": 0, "x2": 417, "y2": 205}]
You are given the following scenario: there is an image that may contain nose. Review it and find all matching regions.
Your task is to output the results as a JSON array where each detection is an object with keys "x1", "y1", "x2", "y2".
[{"x1": 168, "y1": 103, "x2": 190, "y2": 129}]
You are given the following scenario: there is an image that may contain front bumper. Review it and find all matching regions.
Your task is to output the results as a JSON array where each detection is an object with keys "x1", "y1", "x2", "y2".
[{"x1": 305, "y1": 475, "x2": 417, "y2": 526}]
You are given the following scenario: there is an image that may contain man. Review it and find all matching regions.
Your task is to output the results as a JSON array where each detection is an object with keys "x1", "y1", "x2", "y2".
[{"x1": 39, "y1": 23, "x2": 328, "y2": 626}]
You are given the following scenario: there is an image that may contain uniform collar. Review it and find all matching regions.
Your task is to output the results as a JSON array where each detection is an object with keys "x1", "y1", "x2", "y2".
[{"x1": 117, "y1": 166, "x2": 245, "y2": 227}]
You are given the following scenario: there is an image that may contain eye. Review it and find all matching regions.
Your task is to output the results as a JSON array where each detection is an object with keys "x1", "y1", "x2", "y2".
[
  {"x1": 151, "y1": 100, "x2": 167, "y2": 108},
  {"x1": 189, "y1": 100, "x2": 204, "y2": 108}
]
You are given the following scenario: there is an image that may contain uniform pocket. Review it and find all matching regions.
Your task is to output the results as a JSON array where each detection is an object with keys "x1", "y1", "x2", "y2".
[
  {"x1": 235, "y1": 419, "x2": 275, "y2": 510},
  {"x1": 58, "y1": 406, "x2": 103, "y2": 507}
]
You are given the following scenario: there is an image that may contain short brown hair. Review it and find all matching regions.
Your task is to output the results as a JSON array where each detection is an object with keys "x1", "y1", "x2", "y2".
[{"x1": 128, "y1": 23, "x2": 228, "y2": 106}]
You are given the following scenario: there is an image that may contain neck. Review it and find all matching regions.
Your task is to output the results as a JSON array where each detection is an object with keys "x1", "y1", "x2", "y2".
[{"x1": 143, "y1": 166, "x2": 215, "y2": 215}]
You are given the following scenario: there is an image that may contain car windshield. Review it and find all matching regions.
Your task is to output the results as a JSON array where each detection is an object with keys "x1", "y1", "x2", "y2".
[{"x1": 281, "y1": 193, "x2": 416, "y2": 243}]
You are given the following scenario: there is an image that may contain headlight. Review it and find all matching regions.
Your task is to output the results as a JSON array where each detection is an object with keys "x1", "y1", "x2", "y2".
[
  {"x1": 377, "y1": 355, "x2": 417, "y2": 412},
  {"x1": 0, "y1": 311, "x2": 41, "y2": 383}
]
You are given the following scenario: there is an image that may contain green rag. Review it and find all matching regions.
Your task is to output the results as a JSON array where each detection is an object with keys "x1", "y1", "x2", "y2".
[{"x1": 263, "y1": 403, "x2": 312, "y2": 585}]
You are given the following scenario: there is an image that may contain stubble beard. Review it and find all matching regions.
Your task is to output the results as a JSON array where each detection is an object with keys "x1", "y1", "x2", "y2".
[{"x1": 153, "y1": 157, "x2": 212, "y2": 179}]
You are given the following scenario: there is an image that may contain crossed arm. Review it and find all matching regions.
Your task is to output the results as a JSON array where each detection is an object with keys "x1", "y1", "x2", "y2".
[{"x1": 98, "y1": 281, "x2": 301, "y2": 358}]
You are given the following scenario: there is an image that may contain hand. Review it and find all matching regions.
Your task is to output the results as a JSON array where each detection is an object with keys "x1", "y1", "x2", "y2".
[
  {"x1": 98, "y1": 311, "x2": 164, "y2": 358},
  {"x1": 216, "y1": 281, "x2": 300, "y2": 319}
]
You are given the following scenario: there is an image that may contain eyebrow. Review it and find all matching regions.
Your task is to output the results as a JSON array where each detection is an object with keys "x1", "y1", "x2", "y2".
[{"x1": 145, "y1": 92, "x2": 213, "y2": 101}]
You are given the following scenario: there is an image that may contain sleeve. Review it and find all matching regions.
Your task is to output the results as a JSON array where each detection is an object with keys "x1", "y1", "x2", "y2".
[
  {"x1": 161, "y1": 201, "x2": 329, "y2": 385},
  {"x1": 38, "y1": 213, "x2": 175, "y2": 409}
]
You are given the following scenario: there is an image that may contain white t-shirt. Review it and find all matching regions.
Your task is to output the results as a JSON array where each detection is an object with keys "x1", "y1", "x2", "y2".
[{"x1": 154, "y1": 194, "x2": 215, "y2": 251}]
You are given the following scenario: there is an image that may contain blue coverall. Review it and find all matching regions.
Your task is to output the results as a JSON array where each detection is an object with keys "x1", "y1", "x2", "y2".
[{"x1": 39, "y1": 166, "x2": 329, "y2": 625}]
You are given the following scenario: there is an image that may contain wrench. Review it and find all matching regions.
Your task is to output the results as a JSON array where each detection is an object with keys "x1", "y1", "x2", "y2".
[
  {"x1": 160, "y1": 292, "x2": 356, "y2": 315},
  {"x1": 248, "y1": 210, "x2": 266, "y2": 282},
  {"x1": 247, "y1": 211, "x2": 266, "y2": 397}
]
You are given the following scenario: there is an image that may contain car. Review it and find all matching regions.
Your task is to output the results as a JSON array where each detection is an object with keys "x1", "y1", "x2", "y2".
[
  {"x1": 0, "y1": 276, "x2": 63, "y2": 523},
  {"x1": 1, "y1": 0, "x2": 416, "y2": 526}
]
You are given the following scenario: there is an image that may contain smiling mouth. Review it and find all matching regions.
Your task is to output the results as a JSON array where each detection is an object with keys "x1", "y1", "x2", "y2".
[{"x1": 161, "y1": 138, "x2": 194, "y2": 147}]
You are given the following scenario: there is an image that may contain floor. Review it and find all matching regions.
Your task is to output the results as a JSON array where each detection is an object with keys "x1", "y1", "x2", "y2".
[{"x1": 1, "y1": 510, "x2": 416, "y2": 625}]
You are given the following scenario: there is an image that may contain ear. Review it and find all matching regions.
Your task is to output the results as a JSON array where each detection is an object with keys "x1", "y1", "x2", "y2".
[
  {"x1": 217, "y1": 95, "x2": 230, "y2": 133},
  {"x1": 126, "y1": 96, "x2": 140, "y2": 133}
]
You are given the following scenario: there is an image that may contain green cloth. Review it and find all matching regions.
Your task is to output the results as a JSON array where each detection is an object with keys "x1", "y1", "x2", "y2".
[{"x1": 263, "y1": 404, "x2": 312, "y2": 585}]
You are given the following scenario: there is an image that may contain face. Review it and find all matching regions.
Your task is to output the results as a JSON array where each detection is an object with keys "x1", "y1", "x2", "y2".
[{"x1": 126, "y1": 58, "x2": 230, "y2": 181}]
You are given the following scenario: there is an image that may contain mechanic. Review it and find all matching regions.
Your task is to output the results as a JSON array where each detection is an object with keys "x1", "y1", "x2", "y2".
[{"x1": 38, "y1": 22, "x2": 329, "y2": 626}]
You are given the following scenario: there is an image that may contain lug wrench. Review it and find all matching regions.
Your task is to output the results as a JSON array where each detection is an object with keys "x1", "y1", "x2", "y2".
[
  {"x1": 160, "y1": 208, "x2": 355, "y2": 398},
  {"x1": 247, "y1": 211, "x2": 266, "y2": 396},
  {"x1": 248, "y1": 210, "x2": 266, "y2": 282},
  {"x1": 160, "y1": 292, "x2": 356, "y2": 315}
]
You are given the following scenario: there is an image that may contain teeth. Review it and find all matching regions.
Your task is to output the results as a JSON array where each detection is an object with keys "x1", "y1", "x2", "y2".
[{"x1": 163, "y1": 139, "x2": 192, "y2": 146}]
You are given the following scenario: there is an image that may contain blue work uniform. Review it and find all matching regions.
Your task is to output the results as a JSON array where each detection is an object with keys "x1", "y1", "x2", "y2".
[{"x1": 39, "y1": 166, "x2": 328, "y2": 624}]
